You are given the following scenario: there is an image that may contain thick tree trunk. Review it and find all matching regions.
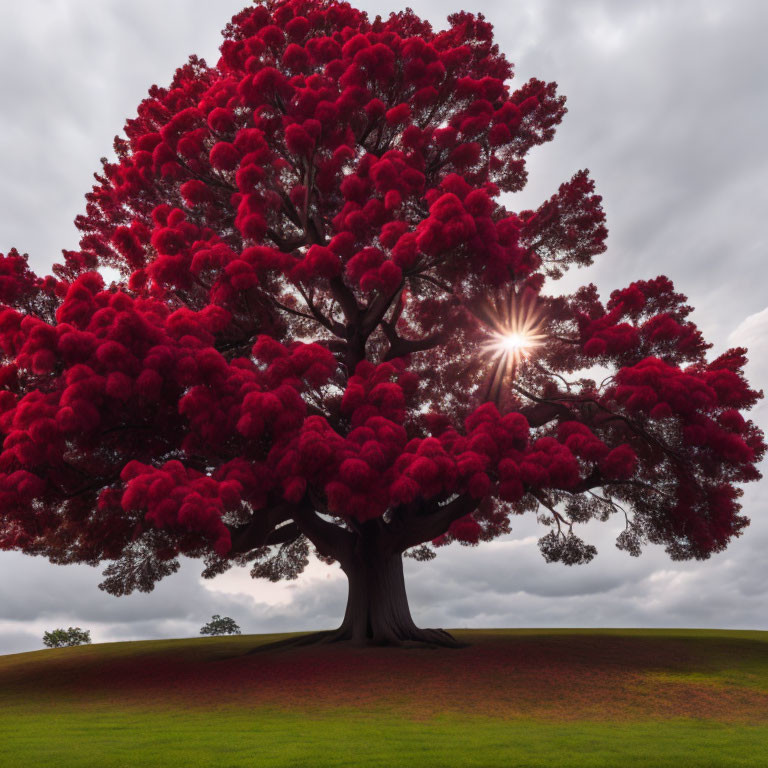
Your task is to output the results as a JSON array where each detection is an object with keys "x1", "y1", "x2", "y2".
[
  {"x1": 249, "y1": 549, "x2": 462, "y2": 652},
  {"x1": 338, "y1": 549, "x2": 416, "y2": 644},
  {"x1": 330, "y1": 538, "x2": 462, "y2": 647},
  {"x1": 250, "y1": 514, "x2": 466, "y2": 652}
]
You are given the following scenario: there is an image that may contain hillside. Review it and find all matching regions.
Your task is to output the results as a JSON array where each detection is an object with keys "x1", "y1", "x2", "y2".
[{"x1": 1, "y1": 629, "x2": 767, "y2": 767}]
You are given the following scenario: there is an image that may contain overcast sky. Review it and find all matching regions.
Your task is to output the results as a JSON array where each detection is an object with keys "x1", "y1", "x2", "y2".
[{"x1": 0, "y1": 0, "x2": 766, "y2": 655}]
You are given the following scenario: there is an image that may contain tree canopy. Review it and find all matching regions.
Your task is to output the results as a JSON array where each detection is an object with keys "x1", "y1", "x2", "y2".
[
  {"x1": 200, "y1": 615, "x2": 241, "y2": 636},
  {"x1": 42, "y1": 627, "x2": 91, "y2": 648},
  {"x1": 0, "y1": 0, "x2": 763, "y2": 645}
]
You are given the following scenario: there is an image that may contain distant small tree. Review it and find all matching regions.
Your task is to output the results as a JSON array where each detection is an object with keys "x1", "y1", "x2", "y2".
[
  {"x1": 43, "y1": 627, "x2": 91, "y2": 648},
  {"x1": 200, "y1": 614, "x2": 241, "y2": 636}
]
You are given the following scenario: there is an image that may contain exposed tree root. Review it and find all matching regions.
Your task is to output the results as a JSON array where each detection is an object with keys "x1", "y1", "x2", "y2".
[{"x1": 247, "y1": 625, "x2": 466, "y2": 654}]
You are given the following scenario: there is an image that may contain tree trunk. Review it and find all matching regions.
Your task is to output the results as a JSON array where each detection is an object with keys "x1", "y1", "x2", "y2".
[
  {"x1": 249, "y1": 517, "x2": 465, "y2": 652},
  {"x1": 331, "y1": 536, "x2": 462, "y2": 648},
  {"x1": 338, "y1": 549, "x2": 415, "y2": 644}
]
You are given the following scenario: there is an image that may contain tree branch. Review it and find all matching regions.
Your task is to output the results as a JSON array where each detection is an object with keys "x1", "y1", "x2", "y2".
[
  {"x1": 390, "y1": 495, "x2": 481, "y2": 552},
  {"x1": 226, "y1": 503, "x2": 294, "y2": 555},
  {"x1": 270, "y1": 297, "x2": 316, "y2": 323},
  {"x1": 570, "y1": 468, "x2": 605, "y2": 493},
  {"x1": 265, "y1": 522, "x2": 302, "y2": 546},
  {"x1": 296, "y1": 285, "x2": 346, "y2": 337},
  {"x1": 329, "y1": 276, "x2": 360, "y2": 324},
  {"x1": 518, "y1": 401, "x2": 574, "y2": 427},
  {"x1": 381, "y1": 321, "x2": 446, "y2": 360},
  {"x1": 291, "y1": 504, "x2": 354, "y2": 563},
  {"x1": 410, "y1": 273, "x2": 453, "y2": 294},
  {"x1": 359, "y1": 282, "x2": 405, "y2": 338},
  {"x1": 511, "y1": 383, "x2": 688, "y2": 468}
]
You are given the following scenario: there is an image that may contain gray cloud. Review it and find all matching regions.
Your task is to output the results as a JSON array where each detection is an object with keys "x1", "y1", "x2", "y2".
[
  {"x1": 0, "y1": 551, "x2": 256, "y2": 625},
  {"x1": 0, "y1": 627, "x2": 46, "y2": 657},
  {"x1": 483, "y1": 0, "x2": 768, "y2": 344},
  {"x1": 1, "y1": 0, "x2": 767, "y2": 655},
  {"x1": 0, "y1": 0, "x2": 248, "y2": 275}
]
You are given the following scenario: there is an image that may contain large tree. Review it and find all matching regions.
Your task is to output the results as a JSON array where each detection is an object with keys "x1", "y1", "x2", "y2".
[{"x1": 0, "y1": 0, "x2": 763, "y2": 647}]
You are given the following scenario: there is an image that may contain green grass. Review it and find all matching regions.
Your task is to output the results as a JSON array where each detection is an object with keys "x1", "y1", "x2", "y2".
[
  {"x1": 1, "y1": 629, "x2": 767, "y2": 767},
  {"x1": 3, "y1": 709, "x2": 768, "y2": 768}
]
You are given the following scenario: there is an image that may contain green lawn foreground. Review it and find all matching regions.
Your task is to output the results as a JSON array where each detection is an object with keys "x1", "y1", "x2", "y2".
[{"x1": 0, "y1": 628, "x2": 767, "y2": 767}]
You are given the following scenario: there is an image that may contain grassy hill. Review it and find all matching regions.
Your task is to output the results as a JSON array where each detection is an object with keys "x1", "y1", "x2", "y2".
[{"x1": 1, "y1": 628, "x2": 767, "y2": 767}]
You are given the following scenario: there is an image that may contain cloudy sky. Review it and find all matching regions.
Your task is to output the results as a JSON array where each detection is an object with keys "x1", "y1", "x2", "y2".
[{"x1": 0, "y1": 0, "x2": 766, "y2": 655}]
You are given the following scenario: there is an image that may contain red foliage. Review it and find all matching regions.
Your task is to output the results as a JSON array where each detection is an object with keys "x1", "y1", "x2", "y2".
[{"x1": 0, "y1": 0, "x2": 762, "y2": 602}]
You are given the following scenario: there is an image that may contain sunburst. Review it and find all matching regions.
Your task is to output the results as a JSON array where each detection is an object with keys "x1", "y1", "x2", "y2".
[{"x1": 470, "y1": 288, "x2": 548, "y2": 404}]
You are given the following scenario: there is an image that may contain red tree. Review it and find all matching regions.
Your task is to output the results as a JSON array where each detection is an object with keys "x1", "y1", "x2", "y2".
[{"x1": 0, "y1": 0, "x2": 763, "y2": 647}]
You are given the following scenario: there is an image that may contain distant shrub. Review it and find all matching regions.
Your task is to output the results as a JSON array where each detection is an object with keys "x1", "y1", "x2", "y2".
[
  {"x1": 43, "y1": 627, "x2": 91, "y2": 648},
  {"x1": 200, "y1": 615, "x2": 241, "y2": 636}
]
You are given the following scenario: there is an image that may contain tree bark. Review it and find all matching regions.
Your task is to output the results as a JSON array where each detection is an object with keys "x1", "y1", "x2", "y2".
[
  {"x1": 250, "y1": 522, "x2": 464, "y2": 652},
  {"x1": 336, "y1": 550, "x2": 412, "y2": 644},
  {"x1": 329, "y1": 526, "x2": 462, "y2": 648},
  {"x1": 249, "y1": 508, "x2": 466, "y2": 652}
]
